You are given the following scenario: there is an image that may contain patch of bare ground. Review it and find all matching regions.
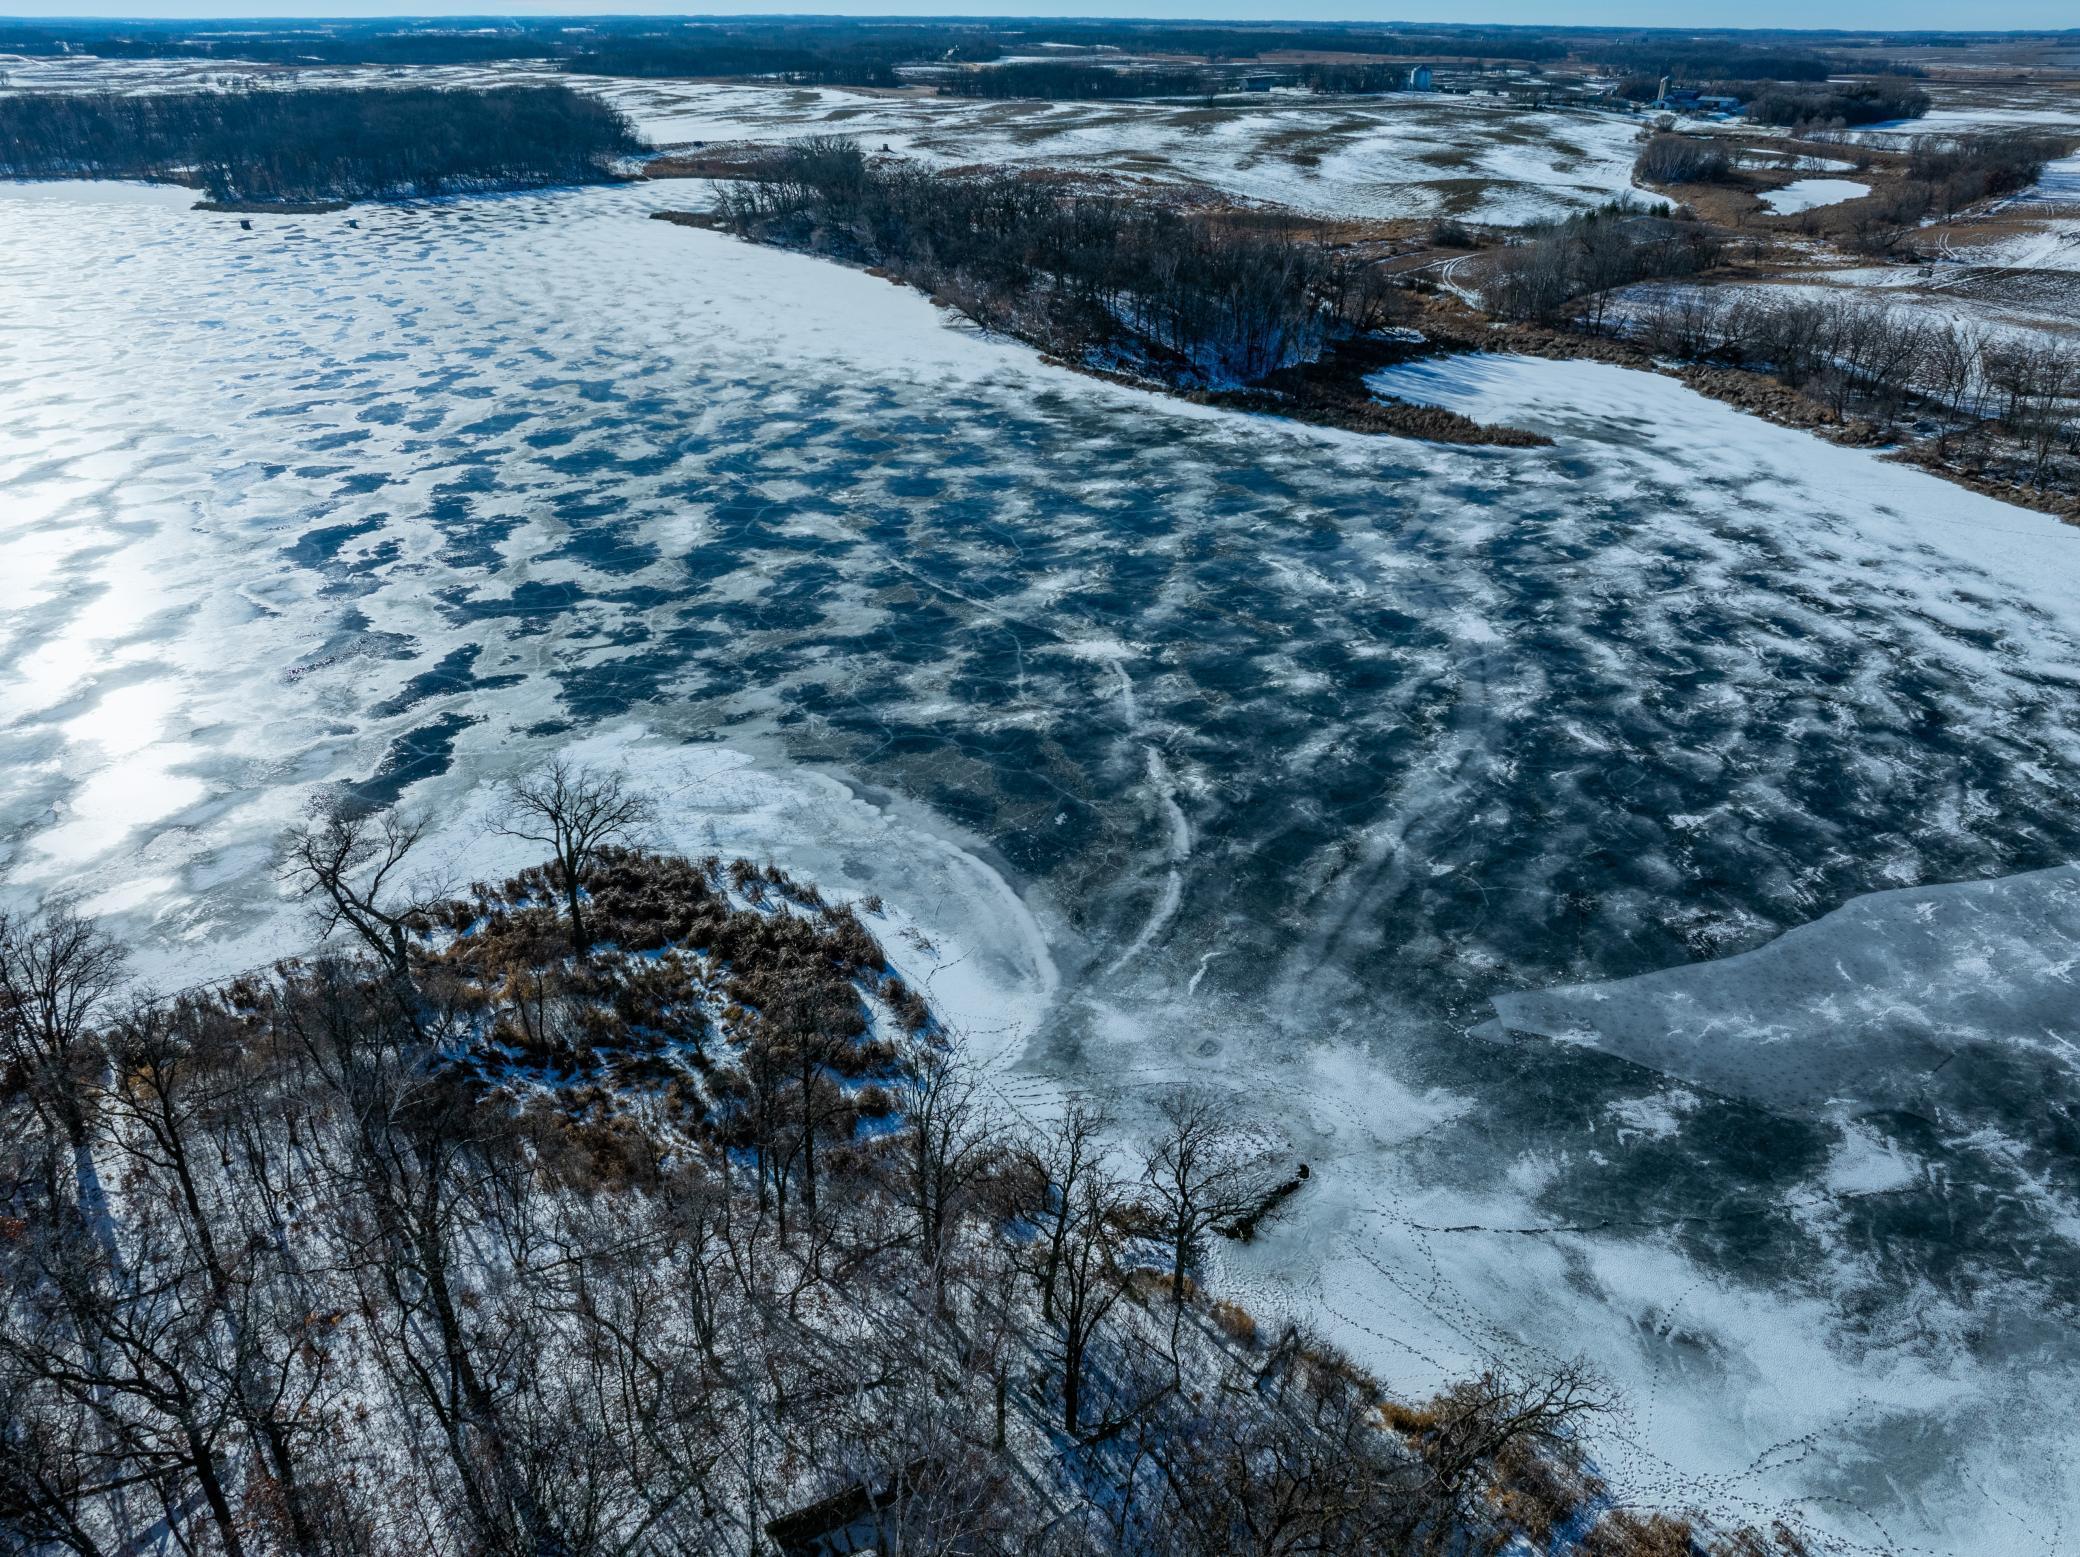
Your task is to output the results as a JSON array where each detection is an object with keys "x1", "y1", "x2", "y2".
[
  {"x1": 1635, "y1": 139, "x2": 1898, "y2": 234},
  {"x1": 649, "y1": 208, "x2": 729, "y2": 231},
  {"x1": 641, "y1": 142, "x2": 776, "y2": 180},
  {"x1": 1887, "y1": 439, "x2": 2080, "y2": 520},
  {"x1": 195, "y1": 197, "x2": 353, "y2": 214}
]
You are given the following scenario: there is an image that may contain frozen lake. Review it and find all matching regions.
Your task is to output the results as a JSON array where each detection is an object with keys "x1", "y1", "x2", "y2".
[
  {"x1": 1758, "y1": 176, "x2": 1870, "y2": 214},
  {"x1": 4, "y1": 181, "x2": 2080, "y2": 1553}
]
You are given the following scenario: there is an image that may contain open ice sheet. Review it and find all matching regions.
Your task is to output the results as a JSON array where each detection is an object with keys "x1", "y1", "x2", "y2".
[{"x1": 1489, "y1": 864, "x2": 2080, "y2": 1114}]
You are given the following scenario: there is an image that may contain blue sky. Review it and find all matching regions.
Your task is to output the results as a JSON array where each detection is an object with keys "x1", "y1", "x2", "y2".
[{"x1": 8, "y1": 0, "x2": 2071, "y2": 30}]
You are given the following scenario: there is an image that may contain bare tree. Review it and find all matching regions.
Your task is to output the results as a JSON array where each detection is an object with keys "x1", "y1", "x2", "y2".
[
  {"x1": 0, "y1": 907, "x2": 126, "y2": 1231},
  {"x1": 1400, "y1": 1359, "x2": 1611, "y2": 1552},
  {"x1": 283, "y1": 799, "x2": 432, "y2": 991},
  {"x1": 1055, "y1": 1171, "x2": 1127, "y2": 1437},
  {"x1": 102, "y1": 999, "x2": 230, "y2": 1288},
  {"x1": 1140, "y1": 1088, "x2": 1283, "y2": 1309},
  {"x1": 1015, "y1": 1100, "x2": 1111, "y2": 1325},
  {"x1": 281, "y1": 962, "x2": 563, "y2": 1556},
  {"x1": 494, "y1": 759, "x2": 654, "y2": 957},
  {"x1": 1144, "y1": 1337, "x2": 1414, "y2": 1557},
  {"x1": 1924, "y1": 319, "x2": 1986, "y2": 441},
  {"x1": 0, "y1": 1351, "x2": 106, "y2": 1557},
  {"x1": 895, "y1": 1044, "x2": 996, "y2": 1309}
]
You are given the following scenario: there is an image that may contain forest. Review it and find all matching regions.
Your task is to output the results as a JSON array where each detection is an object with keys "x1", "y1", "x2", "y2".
[
  {"x1": 0, "y1": 765, "x2": 1808, "y2": 1557},
  {"x1": 0, "y1": 87, "x2": 639, "y2": 203},
  {"x1": 715, "y1": 138, "x2": 1399, "y2": 391},
  {"x1": 950, "y1": 63, "x2": 1227, "y2": 101},
  {"x1": 1627, "y1": 288, "x2": 2079, "y2": 490},
  {"x1": 1741, "y1": 77, "x2": 1931, "y2": 127},
  {"x1": 1472, "y1": 206, "x2": 1725, "y2": 331}
]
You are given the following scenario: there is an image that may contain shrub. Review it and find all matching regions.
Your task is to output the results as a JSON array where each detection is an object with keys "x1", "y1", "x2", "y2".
[
  {"x1": 1209, "y1": 1298, "x2": 1259, "y2": 1347},
  {"x1": 1635, "y1": 133, "x2": 1733, "y2": 186}
]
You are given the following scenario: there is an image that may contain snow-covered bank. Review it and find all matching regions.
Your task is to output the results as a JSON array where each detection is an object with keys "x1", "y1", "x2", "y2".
[
  {"x1": 0, "y1": 177, "x2": 197, "y2": 208},
  {"x1": 112, "y1": 728, "x2": 1062, "y2": 1086},
  {"x1": 1369, "y1": 350, "x2": 2080, "y2": 569}
]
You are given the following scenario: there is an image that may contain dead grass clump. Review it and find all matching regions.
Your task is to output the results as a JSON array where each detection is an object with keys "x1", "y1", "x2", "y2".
[
  {"x1": 882, "y1": 974, "x2": 931, "y2": 1032},
  {"x1": 1493, "y1": 1444, "x2": 1600, "y2": 1548},
  {"x1": 558, "y1": 1113, "x2": 665, "y2": 1192},
  {"x1": 1378, "y1": 1396, "x2": 1446, "y2": 1437},
  {"x1": 1124, "y1": 1266, "x2": 1191, "y2": 1304},
  {"x1": 1705, "y1": 1523, "x2": 1812, "y2": 1557},
  {"x1": 818, "y1": 904, "x2": 885, "y2": 972},
  {"x1": 1296, "y1": 1333, "x2": 1381, "y2": 1406},
  {"x1": 1209, "y1": 1298, "x2": 1258, "y2": 1348},
  {"x1": 725, "y1": 960, "x2": 868, "y2": 1045},
  {"x1": 1582, "y1": 1510, "x2": 1699, "y2": 1557},
  {"x1": 846, "y1": 1083, "x2": 897, "y2": 1122},
  {"x1": 402, "y1": 849, "x2": 927, "y2": 1160}
]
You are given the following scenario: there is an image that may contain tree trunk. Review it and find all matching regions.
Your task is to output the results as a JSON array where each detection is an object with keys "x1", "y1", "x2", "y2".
[
  {"x1": 563, "y1": 857, "x2": 588, "y2": 957},
  {"x1": 184, "y1": 1421, "x2": 248, "y2": 1557}
]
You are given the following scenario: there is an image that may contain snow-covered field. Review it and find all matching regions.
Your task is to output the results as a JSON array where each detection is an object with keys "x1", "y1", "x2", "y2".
[
  {"x1": 1709, "y1": 138, "x2": 2080, "y2": 337},
  {"x1": 5, "y1": 181, "x2": 2080, "y2": 1554},
  {"x1": 1943, "y1": 149, "x2": 2080, "y2": 276},
  {"x1": 0, "y1": 55, "x2": 1652, "y2": 224},
  {"x1": 1853, "y1": 102, "x2": 2080, "y2": 140}
]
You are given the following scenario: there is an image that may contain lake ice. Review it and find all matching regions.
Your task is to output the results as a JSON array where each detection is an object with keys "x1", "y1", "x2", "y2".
[
  {"x1": 1758, "y1": 177, "x2": 1871, "y2": 214},
  {"x1": 4, "y1": 183, "x2": 2079, "y2": 1554}
]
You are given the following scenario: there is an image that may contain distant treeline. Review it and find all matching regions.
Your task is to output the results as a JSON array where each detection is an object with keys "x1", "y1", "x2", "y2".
[
  {"x1": 1744, "y1": 77, "x2": 1931, "y2": 127},
  {"x1": 0, "y1": 86, "x2": 640, "y2": 202},
  {"x1": 564, "y1": 24, "x2": 1007, "y2": 88},
  {"x1": 568, "y1": 42, "x2": 900, "y2": 88},
  {"x1": 1616, "y1": 74, "x2": 1933, "y2": 125},
  {"x1": 951, "y1": 59, "x2": 1469, "y2": 101},
  {"x1": 950, "y1": 62, "x2": 1221, "y2": 100},
  {"x1": 0, "y1": 18, "x2": 1581, "y2": 76},
  {"x1": 0, "y1": 20, "x2": 551, "y2": 65},
  {"x1": 993, "y1": 23, "x2": 1573, "y2": 60},
  {"x1": 1597, "y1": 45, "x2": 1837, "y2": 82},
  {"x1": 719, "y1": 137, "x2": 1396, "y2": 387},
  {"x1": 0, "y1": 18, "x2": 1973, "y2": 104},
  {"x1": 1293, "y1": 62, "x2": 1432, "y2": 93}
]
